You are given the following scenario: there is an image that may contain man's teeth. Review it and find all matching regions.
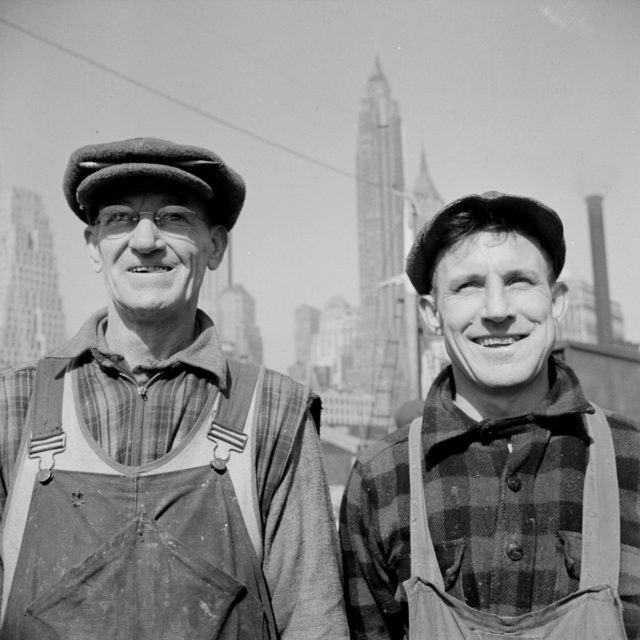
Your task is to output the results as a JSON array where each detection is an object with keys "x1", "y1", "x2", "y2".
[
  {"x1": 475, "y1": 336, "x2": 522, "y2": 347},
  {"x1": 128, "y1": 266, "x2": 171, "y2": 273}
]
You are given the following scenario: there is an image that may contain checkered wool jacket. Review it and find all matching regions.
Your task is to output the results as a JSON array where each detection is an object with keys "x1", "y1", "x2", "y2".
[{"x1": 340, "y1": 357, "x2": 640, "y2": 639}]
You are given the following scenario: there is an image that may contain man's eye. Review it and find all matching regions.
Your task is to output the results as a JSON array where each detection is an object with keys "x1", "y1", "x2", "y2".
[
  {"x1": 111, "y1": 212, "x2": 134, "y2": 223},
  {"x1": 157, "y1": 212, "x2": 189, "y2": 226},
  {"x1": 158, "y1": 213, "x2": 179, "y2": 223},
  {"x1": 100, "y1": 210, "x2": 133, "y2": 225},
  {"x1": 456, "y1": 281, "x2": 480, "y2": 292},
  {"x1": 98, "y1": 207, "x2": 134, "y2": 225},
  {"x1": 157, "y1": 207, "x2": 196, "y2": 226}
]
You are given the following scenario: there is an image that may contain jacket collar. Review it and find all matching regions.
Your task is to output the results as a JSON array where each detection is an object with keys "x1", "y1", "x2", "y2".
[
  {"x1": 46, "y1": 308, "x2": 229, "y2": 391},
  {"x1": 422, "y1": 356, "x2": 593, "y2": 459}
]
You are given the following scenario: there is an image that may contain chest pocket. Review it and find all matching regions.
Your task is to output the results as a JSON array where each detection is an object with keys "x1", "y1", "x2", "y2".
[
  {"x1": 17, "y1": 514, "x2": 264, "y2": 640},
  {"x1": 557, "y1": 530, "x2": 640, "y2": 639}
]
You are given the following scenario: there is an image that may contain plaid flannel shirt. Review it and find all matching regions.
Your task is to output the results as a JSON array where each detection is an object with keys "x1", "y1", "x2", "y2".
[
  {"x1": 340, "y1": 357, "x2": 640, "y2": 639},
  {"x1": 0, "y1": 308, "x2": 349, "y2": 640}
]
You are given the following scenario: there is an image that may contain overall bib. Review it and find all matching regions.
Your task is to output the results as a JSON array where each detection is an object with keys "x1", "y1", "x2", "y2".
[
  {"x1": 404, "y1": 406, "x2": 628, "y2": 639},
  {"x1": 1, "y1": 359, "x2": 277, "y2": 640}
]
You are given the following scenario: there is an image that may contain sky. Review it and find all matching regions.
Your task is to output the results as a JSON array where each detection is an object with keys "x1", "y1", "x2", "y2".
[{"x1": 1, "y1": 0, "x2": 639, "y2": 372}]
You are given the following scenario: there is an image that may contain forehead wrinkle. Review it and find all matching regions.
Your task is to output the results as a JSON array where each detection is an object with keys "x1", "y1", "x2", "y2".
[
  {"x1": 444, "y1": 233, "x2": 550, "y2": 273},
  {"x1": 431, "y1": 232, "x2": 555, "y2": 300}
]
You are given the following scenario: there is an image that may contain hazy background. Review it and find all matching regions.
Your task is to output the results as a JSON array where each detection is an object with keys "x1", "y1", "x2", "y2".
[{"x1": 1, "y1": 0, "x2": 639, "y2": 372}]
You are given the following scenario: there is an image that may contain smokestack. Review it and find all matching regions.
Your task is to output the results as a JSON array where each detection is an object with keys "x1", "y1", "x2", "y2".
[{"x1": 586, "y1": 194, "x2": 614, "y2": 344}]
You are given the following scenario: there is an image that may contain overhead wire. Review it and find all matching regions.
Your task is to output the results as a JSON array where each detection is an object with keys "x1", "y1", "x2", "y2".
[{"x1": 0, "y1": 15, "x2": 362, "y2": 187}]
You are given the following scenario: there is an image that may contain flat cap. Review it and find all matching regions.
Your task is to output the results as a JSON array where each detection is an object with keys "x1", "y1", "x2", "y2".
[
  {"x1": 406, "y1": 191, "x2": 566, "y2": 295},
  {"x1": 63, "y1": 137, "x2": 245, "y2": 229}
]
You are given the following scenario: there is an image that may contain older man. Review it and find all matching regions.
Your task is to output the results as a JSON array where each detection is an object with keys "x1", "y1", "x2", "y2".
[
  {"x1": 340, "y1": 192, "x2": 640, "y2": 639},
  {"x1": 0, "y1": 137, "x2": 347, "y2": 639}
]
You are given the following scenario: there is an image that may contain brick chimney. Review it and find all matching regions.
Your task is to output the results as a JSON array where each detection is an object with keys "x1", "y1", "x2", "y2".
[{"x1": 586, "y1": 194, "x2": 614, "y2": 344}]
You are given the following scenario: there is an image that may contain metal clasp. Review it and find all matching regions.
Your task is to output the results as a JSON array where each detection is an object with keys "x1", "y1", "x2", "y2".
[
  {"x1": 28, "y1": 432, "x2": 67, "y2": 483},
  {"x1": 207, "y1": 423, "x2": 247, "y2": 472}
]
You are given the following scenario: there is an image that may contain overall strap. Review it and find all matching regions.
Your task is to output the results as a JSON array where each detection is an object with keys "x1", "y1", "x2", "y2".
[
  {"x1": 408, "y1": 417, "x2": 444, "y2": 588},
  {"x1": 30, "y1": 358, "x2": 69, "y2": 439},
  {"x1": 209, "y1": 359, "x2": 266, "y2": 560},
  {"x1": 1, "y1": 357, "x2": 70, "y2": 623},
  {"x1": 580, "y1": 404, "x2": 620, "y2": 589},
  {"x1": 216, "y1": 360, "x2": 262, "y2": 431},
  {"x1": 28, "y1": 358, "x2": 71, "y2": 483},
  {"x1": 208, "y1": 360, "x2": 262, "y2": 470}
]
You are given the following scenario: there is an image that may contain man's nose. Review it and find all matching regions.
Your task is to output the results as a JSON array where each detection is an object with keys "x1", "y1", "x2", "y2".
[
  {"x1": 128, "y1": 215, "x2": 165, "y2": 252},
  {"x1": 482, "y1": 281, "x2": 513, "y2": 322}
]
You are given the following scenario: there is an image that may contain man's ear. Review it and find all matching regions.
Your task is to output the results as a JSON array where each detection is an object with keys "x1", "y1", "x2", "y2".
[
  {"x1": 84, "y1": 226, "x2": 103, "y2": 274},
  {"x1": 418, "y1": 294, "x2": 442, "y2": 335},
  {"x1": 207, "y1": 225, "x2": 229, "y2": 271},
  {"x1": 551, "y1": 280, "x2": 569, "y2": 323}
]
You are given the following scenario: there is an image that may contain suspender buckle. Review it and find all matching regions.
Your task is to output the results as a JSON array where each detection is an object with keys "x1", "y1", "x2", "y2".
[
  {"x1": 28, "y1": 432, "x2": 67, "y2": 484},
  {"x1": 207, "y1": 423, "x2": 248, "y2": 472}
]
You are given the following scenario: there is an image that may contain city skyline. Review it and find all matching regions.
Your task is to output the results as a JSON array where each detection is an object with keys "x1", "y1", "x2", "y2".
[
  {"x1": 2, "y1": 2, "x2": 639, "y2": 372},
  {"x1": 0, "y1": 187, "x2": 66, "y2": 366}
]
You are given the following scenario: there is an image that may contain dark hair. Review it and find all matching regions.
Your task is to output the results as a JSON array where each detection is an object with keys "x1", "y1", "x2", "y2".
[
  {"x1": 432, "y1": 207, "x2": 556, "y2": 285},
  {"x1": 406, "y1": 191, "x2": 566, "y2": 295}
]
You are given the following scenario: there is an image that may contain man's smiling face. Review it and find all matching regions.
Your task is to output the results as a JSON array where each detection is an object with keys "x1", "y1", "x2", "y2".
[
  {"x1": 84, "y1": 187, "x2": 227, "y2": 324},
  {"x1": 421, "y1": 230, "x2": 568, "y2": 403}
]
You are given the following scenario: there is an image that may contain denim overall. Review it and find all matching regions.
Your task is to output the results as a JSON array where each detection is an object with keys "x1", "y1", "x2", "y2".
[
  {"x1": 1, "y1": 359, "x2": 277, "y2": 640},
  {"x1": 404, "y1": 406, "x2": 627, "y2": 639}
]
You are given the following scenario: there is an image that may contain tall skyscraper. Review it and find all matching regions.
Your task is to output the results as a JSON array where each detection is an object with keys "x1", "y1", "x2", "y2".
[
  {"x1": 350, "y1": 58, "x2": 408, "y2": 415},
  {"x1": 289, "y1": 303, "x2": 321, "y2": 383},
  {"x1": 349, "y1": 59, "x2": 446, "y2": 429},
  {"x1": 217, "y1": 283, "x2": 263, "y2": 364},
  {"x1": 0, "y1": 188, "x2": 66, "y2": 366},
  {"x1": 198, "y1": 250, "x2": 230, "y2": 322},
  {"x1": 411, "y1": 150, "x2": 443, "y2": 231},
  {"x1": 309, "y1": 296, "x2": 357, "y2": 391}
]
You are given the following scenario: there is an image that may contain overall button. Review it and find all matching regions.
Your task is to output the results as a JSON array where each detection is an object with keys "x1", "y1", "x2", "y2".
[
  {"x1": 507, "y1": 476, "x2": 521, "y2": 492},
  {"x1": 506, "y1": 543, "x2": 524, "y2": 561}
]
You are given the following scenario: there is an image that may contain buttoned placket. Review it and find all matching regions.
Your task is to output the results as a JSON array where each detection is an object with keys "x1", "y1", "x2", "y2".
[{"x1": 487, "y1": 426, "x2": 551, "y2": 611}]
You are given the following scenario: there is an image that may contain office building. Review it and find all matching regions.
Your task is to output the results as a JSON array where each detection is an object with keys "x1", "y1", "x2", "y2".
[
  {"x1": 350, "y1": 57, "x2": 408, "y2": 414},
  {"x1": 217, "y1": 283, "x2": 263, "y2": 364},
  {"x1": 558, "y1": 277, "x2": 624, "y2": 345},
  {"x1": 0, "y1": 188, "x2": 66, "y2": 366}
]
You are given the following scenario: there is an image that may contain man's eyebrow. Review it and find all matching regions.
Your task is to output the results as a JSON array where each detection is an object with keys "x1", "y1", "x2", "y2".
[
  {"x1": 503, "y1": 268, "x2": 541, "y2": 281},
  {"x1": 446, "y1": 272, "x2": 484, "y2": 289}
]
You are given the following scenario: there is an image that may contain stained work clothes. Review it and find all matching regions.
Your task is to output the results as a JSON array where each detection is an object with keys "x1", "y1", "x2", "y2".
[
  {"x1": 2, "y1": 362, "x2": 273, "y2": 639},
  {"x1": 0, "y1": 310, "x2": 348, "y2": 639},
  {"x1": 403, "y1": 407, "x2": 627, "y2": 639}
]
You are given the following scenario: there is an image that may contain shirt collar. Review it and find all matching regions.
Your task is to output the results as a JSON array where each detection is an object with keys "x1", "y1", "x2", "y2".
[
  {"x1": 47, "y1": 308, "x2": 229, "y2": 391},
  {"x1": 422, "y1": 356, "x2": 593, "y2": 460}
]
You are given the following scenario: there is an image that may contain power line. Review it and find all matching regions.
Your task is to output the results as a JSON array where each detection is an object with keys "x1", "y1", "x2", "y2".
[
  {"x1": 1, "y1": 14, "x2": 418, "y2": 207},
  {"x1": 0, "y1": 15, "x2": 360, "y2": 184}
]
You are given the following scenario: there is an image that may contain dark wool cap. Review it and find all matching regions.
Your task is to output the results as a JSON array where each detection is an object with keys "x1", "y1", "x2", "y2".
[
  {"x1": 406, "y1": 191, "x2": 566, "y2": 295},
  {"x1": 63, "y1": 137, "x2": 246, "y2": 229}
]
